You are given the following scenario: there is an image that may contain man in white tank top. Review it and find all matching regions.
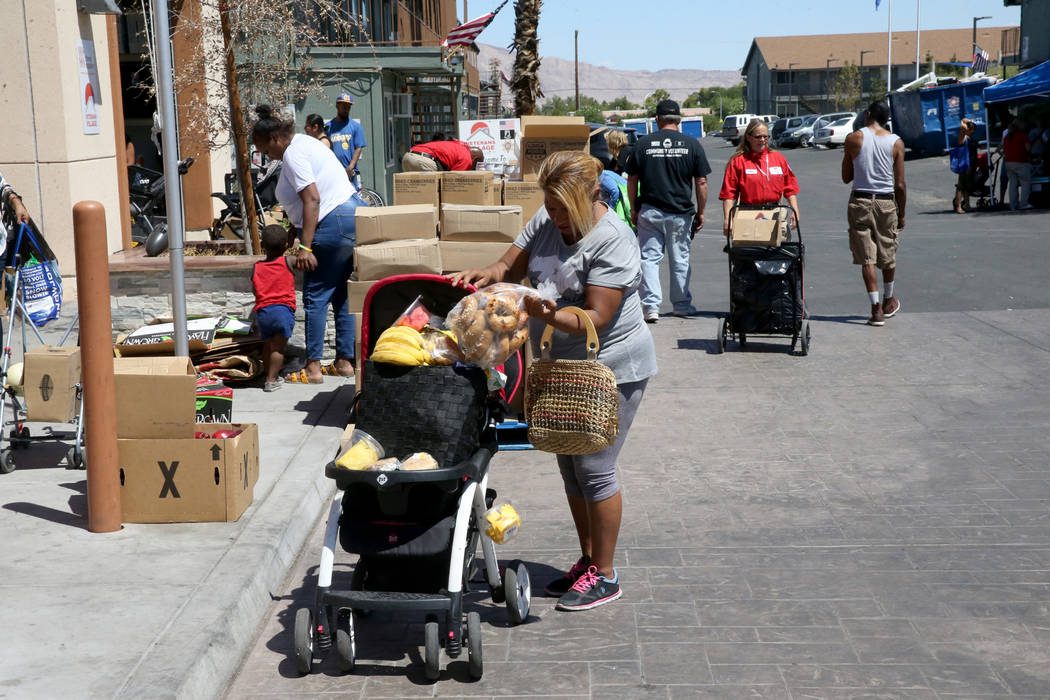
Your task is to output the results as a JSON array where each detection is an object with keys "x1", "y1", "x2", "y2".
[{"x1": 842, "y1": 102, "x2": 907, "y2": 326}]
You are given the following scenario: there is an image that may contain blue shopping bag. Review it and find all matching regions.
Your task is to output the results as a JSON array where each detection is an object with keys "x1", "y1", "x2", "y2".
[
  {"x1": 949, "y1": 143, "x2": 971, "y2": 175},
  {"x1": 13, "y1": 223, "x2": 62, "y2": 326}
]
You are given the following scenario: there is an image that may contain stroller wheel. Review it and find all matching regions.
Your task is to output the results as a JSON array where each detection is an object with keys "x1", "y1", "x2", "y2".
[
  {"x1": 466, "y1": 611, "x2": 483, "y2": 679},
  {"x1": 0, "y1": 450, "x2": 15, "y2": 474},
  {"x1": 424, "y1": 619, "x2": 441, "y2": 680},
  {"x1": 293, "y1": 607, "x2": 314, "y2": 675},
  {"x1": 717, "y1": 318, "x2": 727, "y2": 354},
  {"x1": 503, "y1": 560, "x2": 531, "y2": 625},
  {"x1": 800, "y1": 322, "x2": 811, "y2": 357},
  {"x1": 335, "y1": 609, "x2": 356, "y2": 673},
  {"x1": 66, "y1": 446, "x2": 85, "y2": 470}
]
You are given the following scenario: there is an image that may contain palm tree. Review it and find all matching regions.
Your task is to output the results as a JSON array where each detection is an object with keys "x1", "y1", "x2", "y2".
[{"x1": 511, "y1": 0, "x2": 542, "y2": 117}]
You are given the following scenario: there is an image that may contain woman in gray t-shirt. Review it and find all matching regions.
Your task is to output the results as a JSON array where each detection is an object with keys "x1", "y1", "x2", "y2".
[{"x1": 450, "y1": 151, "x2": 657, "y2": 613}]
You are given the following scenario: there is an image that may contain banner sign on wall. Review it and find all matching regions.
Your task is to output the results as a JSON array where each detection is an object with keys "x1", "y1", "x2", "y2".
[{"x1": 76, "y1": 41, "x2": 101, "y2": 135}]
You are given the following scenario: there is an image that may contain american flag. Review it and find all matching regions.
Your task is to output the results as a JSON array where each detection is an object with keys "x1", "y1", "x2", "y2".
[
  {"x1": 971, "y1": 46, "x2": 990, "y2": 73},
  {"x1": 442, "y1": 1, "x2": 508, "y2": 49}
]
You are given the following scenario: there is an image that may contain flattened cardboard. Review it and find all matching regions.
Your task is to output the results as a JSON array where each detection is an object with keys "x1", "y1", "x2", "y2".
[
  {"x1": 118, "y1": 423, "x2": 259, "y2": 523},
  {"x1": 440, "y1": 204, "x2": 523, "y2": 242},
  {"x1": 23, "y1": 346, "x2": 81, "y2": 423},
  {"x1": 439, "y1": 241, "x2": 513, "y2": 273},
  {"x1": 353, "y1": 239, "x2": 442, "y2": 280},
  {"x1": 114, "y1": 356, "x2": 197, "y2": 438},
  {"x1": 731, "y1": 209, "x2": 783, "y2": 247},
  {"x1": 440, "y1": 172, "x2": 493, "y2": 205},
  {"x1": 502, "y1": 181, "x2": 545, "y2": 222},
  {"x1": 355, "y1": 204, "x2": 438, "y2": 246},
  {"x1": 393, "y1": 172, "x2": 441, "y2": 208},
  {"x1": 519, "y1": 116, "x2": 590, "y2": 181}
]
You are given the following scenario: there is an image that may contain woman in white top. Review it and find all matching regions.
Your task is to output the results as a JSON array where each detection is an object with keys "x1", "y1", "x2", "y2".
[{"x1": 251, "y1": 104, "x2": 369, "y2": 383}]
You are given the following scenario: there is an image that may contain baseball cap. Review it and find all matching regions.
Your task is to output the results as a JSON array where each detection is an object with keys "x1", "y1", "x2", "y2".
[
  {"x1": 336, "y1": 93, "x2": 354, "y2": 104},
  {"x1": 655, "y1": 99, "x2": 681, "y2": 117}
]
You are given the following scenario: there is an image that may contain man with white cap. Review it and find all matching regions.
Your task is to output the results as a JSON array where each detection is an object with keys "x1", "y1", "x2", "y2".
[{"x1": 325, "y1": 93, "x2": 367, "y2": 183}]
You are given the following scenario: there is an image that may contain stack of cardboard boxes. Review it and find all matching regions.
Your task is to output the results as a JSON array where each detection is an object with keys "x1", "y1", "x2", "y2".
[{"x1": 114, "y1": 356, "x2": 259, "y2": 523}]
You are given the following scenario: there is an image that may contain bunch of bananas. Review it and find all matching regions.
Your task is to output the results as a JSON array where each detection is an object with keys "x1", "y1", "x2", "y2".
[{"x1": 370, "y1": 326, "x2": 430, "y2": 366}]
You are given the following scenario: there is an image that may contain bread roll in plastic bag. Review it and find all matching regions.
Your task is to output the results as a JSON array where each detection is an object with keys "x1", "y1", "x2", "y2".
[{"x1": 446, "y1": 283, "x2": 540, "y2": 369}]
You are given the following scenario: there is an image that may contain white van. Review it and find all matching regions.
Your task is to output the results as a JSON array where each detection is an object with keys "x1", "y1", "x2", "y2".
[{"x1": 721, "y1": 114, "x2": 756, "y2": 146}]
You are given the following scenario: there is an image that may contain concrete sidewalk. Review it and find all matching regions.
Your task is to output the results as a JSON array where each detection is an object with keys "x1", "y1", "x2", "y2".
[{"x1": 0, "y1": 305, "x2": 347, "y2": 699}]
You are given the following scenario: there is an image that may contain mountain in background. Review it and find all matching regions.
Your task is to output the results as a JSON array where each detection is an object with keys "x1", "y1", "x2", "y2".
[{"x1": 477, "y1": 43, "x2": 741, "y2": 106}]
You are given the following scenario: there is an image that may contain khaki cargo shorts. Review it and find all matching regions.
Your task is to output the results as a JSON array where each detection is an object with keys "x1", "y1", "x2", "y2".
[{"x1": 847, "y1": 195, "x2": 898, "y2": 270}]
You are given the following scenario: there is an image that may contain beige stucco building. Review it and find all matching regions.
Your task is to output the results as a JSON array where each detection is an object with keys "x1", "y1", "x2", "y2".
[{"x1": 2, "y1": 2, "x2": 124, "y2": 272}]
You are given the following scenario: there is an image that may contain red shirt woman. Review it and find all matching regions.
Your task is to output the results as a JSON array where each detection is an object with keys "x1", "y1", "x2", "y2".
[{"x1": 719, "y1": 120, "x2": 801, "y2": 237}]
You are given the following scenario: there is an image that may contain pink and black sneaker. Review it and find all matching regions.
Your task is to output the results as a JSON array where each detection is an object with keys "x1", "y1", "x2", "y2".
[
  {"x1": 555, "y1": 566, "x2": 621, "y2": 611},
  {"x1": 543, "y1": 555, "x2": 590, "y2": 597}
]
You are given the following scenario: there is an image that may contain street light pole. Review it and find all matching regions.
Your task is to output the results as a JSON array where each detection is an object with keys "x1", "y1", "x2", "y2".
[
  {"x1": 970, "y1": 15, "x2": 991, "y2": 77},
  {"x1": 826, "y1": 58, "x2": 839, "y2": 110},
  {"x1": 788, "y1": 62, "x2": 799, "y2": 117}
]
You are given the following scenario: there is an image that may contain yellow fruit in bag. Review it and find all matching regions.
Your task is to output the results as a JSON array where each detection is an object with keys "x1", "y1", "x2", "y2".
[{"x1": 371, "y1": 326, "x2": 429, "y2": 366}]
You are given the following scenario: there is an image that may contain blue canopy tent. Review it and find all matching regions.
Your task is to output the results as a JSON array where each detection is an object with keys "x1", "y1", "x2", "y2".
[
  {"x1": 983, "y1": 59, "x2": 1050, "y2": 104},
  {"x1": 982, "y1": 60, "x2": 1050, "y2": 205}
]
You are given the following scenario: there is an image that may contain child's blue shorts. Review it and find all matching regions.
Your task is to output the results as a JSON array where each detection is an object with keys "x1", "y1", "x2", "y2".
[{"x1": 256, "y1": 304, "x2": 295, "y2": 340}]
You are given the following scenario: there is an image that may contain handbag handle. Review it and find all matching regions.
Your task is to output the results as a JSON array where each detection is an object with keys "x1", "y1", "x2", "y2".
[{"x1": 539, "y1": 306, "x2": 599, "y2": 361}]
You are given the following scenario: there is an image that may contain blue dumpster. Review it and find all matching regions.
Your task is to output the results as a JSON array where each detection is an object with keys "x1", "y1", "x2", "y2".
[{"x1": 889, "y1": 79, "x2": 991, "y2": 154}]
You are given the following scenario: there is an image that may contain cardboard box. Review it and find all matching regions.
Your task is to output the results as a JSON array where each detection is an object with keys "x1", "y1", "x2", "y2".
[
  {"x1": 353, "y1": 239, "x2": 442, "y2": 280},
  {"x1": 439, "y1": 241, "x2": 513, "y2": 273},
  {"x1": 355, "y1": 204, "x2": 438, "y2": 246},
  {"x1": 491, "y1": 179, "x2": 504, "y2": 206},
  {"x1": 393, "y1": 172, "x2": 441, "y2": 208},
  {"x1": 440, "y1": 204, "x2": 523, "y2": 243},
  {"x1": 114, "y1": 357, "x2": 197, "y2": 438},
  {"x1": 518, "y1": 116, "x2": 590, "y2": 180},
  {"x1": 118, "y1": 423, "x2": 259, "y2": 523},
  {"x1": 731, "y1": 209, "x2": 783, "y2": 247},
  {"x1": 502, "y1": 180, "x2": 545, "y2": 222},
  {"x1": 23, "y1": 346, "x2": 81, "y2": 423},
  {"x1": 440, "y1": 172, "x2": 494, "y2": 205},
  {"x1": 347, "y1": 279, "x2": 380, "y2": 314},
  {"x1": 195, "y1": 377, "x2": 233, "y2": 424}
]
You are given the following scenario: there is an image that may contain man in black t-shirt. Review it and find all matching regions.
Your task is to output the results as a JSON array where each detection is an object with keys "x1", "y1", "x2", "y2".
[{"x1": 626, "y1": 100, "x2": 711, "y2": 322}]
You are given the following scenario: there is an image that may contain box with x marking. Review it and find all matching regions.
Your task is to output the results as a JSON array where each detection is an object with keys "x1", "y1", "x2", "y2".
[{"x1": 118, "y1": 423, "x2": 259, "y2": 523}]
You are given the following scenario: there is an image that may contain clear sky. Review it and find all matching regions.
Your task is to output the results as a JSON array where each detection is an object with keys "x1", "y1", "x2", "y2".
[{"x1": 472, "y1": 0, "x2": 1020, "y2": 73}]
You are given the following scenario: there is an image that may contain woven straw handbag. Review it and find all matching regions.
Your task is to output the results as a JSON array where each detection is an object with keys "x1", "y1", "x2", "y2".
[{"x1": 525, "y1": 307, "x2": 619, "y2": 455}]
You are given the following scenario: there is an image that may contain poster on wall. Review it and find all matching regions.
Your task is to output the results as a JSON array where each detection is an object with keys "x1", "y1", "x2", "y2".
[
  {"x1": 76, "y1": 41, "x2": 101, "y2": 135},
  {"x1": 459, "y1": 119, "x2": 521, "y2": 178}
]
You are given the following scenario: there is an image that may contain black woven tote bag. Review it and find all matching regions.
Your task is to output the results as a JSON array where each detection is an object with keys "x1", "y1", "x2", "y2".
[{"x1": 354, "y1": 360, "x2": 489, "y2": 468}]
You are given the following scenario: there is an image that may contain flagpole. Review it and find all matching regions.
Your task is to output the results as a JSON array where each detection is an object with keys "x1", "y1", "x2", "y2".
[
  {"x1": 915, "y1": 0, "x2": 920, "y2": 81},
  {"x1": 887, "y1": 0, "x2": 893, "y2": 91}
]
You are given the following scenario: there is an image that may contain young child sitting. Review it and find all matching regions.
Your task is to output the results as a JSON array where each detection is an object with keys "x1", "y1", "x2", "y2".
[{"x1": 252, "y1": 224, "x2": 296, "y2": 391}]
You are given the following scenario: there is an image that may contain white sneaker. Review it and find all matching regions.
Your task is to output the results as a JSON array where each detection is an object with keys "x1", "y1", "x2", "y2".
[{"x1": 644, "y1": 310, "x2": 659, "y2": 324}]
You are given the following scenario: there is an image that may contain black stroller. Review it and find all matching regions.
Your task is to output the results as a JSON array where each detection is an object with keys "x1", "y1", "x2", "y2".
[
  {"x1": 293, "y1": 274, "x2": 531, "y2": 681},
  {"x1": 717, "y1": 204, "x2": 810, "y2": 355}
]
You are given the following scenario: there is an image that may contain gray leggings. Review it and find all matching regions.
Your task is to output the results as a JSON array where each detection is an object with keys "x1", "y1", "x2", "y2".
[{"x1": 556, "y1": 379, "x2": 648, "y2": 502}]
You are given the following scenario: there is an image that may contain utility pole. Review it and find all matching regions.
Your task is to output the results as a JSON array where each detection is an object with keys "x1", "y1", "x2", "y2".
[
  {"x1": 574, "y1": 30, "x2": 580, "y2": 112},
  {"x1": 915, "y1": 0, "x2": 921, "y2": 81}
]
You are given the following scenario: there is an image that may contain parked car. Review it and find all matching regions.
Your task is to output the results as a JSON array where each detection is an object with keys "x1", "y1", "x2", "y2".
[
  {"x1": 721, "y1": 114, "x2": 756, "y2": 146},
  {"x1": 770, "y1": 118, "x2": 790, "y2": 144},
  {"x1": 806, "y1": 112, "x2": 857, "y2": 147},
  {"x1": 814, "y1": 117, "x2": 854, "y2": 147},
  {"x1": 756, "y1": 114, "x2": 779, "y2": 126},
  {"x1": 780, "y1": 115, "x2": 819, "y2": 148}
]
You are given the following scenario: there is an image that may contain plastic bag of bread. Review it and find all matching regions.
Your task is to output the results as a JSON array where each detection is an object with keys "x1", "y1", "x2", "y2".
[
  {"x1": 402, "y1": 452, "x2": 439, "y2": 471},
  {"x1": 421, "y1": 328, "x2": 464, "y2": 366},
  {"x1": 445, "y1": 283, "x2": 540, "y2": 369}
]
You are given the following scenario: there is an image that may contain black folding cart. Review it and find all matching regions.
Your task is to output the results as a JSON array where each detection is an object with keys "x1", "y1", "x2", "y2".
[{"x1": 717, "y1": 204, "x2": 810, "y2": 356}]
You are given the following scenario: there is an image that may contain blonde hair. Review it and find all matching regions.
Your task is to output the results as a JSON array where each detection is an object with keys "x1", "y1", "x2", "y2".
[
  {"x1": 732, "y1": 118, "x2": 772, "y2": 157},
  {"x1": 536, "y1": 151, "x2": 603, "y2": 239},
  {"x1": 605, "y1": 130, "x2": 628, "y2": 160}
]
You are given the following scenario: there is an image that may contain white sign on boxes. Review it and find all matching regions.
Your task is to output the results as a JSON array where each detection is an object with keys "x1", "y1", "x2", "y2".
[{"x1": 459, "y1": 118, "x2": 521, "y2": 179}]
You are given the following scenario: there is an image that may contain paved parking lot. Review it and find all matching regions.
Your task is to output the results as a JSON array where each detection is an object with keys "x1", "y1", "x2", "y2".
[{"x1": 225, "y1": 140, "x2": 1050, "y2": 698}]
